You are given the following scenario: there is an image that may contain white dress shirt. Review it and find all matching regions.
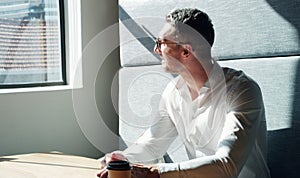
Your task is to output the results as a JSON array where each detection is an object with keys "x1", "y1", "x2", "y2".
[{"x1": 122, "y1": 63, "x2": 271, "y2": 178}]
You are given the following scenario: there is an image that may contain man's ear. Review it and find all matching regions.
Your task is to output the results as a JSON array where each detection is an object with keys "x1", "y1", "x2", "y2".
[{"x1": 181, "y1": 44, "x2": 193, "y2": 57}]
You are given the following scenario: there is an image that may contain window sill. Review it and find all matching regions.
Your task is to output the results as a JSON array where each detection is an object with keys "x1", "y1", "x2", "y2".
[{"x1": 0, "y1": 84, "x2": 83, "y2": 94}]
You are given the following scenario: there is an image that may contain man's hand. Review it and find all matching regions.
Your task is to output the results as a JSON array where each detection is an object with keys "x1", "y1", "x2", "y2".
[
  {"x1": 97, "y1": 152, "x2": 127, "y2": 178},
  {"x1": 97, "y1": 167, "x2": 108, "y2": 178},
  {"x1": 132, "y1": 164, "x2": 160, "y2": 178}
]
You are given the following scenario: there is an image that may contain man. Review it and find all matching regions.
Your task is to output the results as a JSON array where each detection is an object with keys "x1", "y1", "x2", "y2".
[{"x1": 98, "y1": 8, "x2": 270, "y2": 178}]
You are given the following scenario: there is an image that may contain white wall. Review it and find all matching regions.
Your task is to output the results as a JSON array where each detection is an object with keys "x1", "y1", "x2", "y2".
[{"x1": 0, "y1": 0, "x2": 120, "y2": 158}]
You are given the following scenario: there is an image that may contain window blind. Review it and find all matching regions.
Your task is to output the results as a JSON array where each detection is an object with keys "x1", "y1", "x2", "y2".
[{"x1": 0, "y1": 0, "x2": 65, "y2": 87}]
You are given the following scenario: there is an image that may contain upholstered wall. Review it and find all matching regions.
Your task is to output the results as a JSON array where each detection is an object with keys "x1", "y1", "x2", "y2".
[{"x1": 119, "y1": 0, "x2": 300, "y2": 177}]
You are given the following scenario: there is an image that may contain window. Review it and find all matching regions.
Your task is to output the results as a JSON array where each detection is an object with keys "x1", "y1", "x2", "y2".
[{"x1": 0, "y1": 0, "x2": 65, "y2": 88}]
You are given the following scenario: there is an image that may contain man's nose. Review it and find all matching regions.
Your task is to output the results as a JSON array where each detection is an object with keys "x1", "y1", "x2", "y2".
[{"x1": 154, "y1": 44, "x2": 161, "y2": 55}]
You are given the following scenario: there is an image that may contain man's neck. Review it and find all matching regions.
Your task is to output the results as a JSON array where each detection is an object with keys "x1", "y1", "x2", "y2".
[{"x1": 180, "y1": 58, "x2": 214, "y2": 99}]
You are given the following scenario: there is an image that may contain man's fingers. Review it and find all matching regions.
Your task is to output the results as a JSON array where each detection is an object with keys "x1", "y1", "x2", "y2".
[
  {"x1": 97, "y1": 169, "x2": 108, "y2": 178},
  {"x1": 111, "y1": 152, "x2": 126, "y2": 161},
  {"x1": 99, "y1": 157, "x2": 106, "y2": 169}
]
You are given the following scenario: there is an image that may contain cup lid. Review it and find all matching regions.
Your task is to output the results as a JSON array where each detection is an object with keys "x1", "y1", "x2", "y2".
[{"x1": 107, "y1": 160, "x2": 131, "y2": 170}]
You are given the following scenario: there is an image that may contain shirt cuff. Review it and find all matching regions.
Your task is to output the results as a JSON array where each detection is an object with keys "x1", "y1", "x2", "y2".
[
  {"x1": 157, "y1": 163, "x2": 181, "y2": 178},
  {"x1": 157, "y1": 162, "x2": 180, "y2": 174}
]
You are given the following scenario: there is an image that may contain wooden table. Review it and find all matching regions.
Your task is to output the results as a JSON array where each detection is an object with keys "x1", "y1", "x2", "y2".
[{"x1": 0, "y1": 152, "x2": 100, "y2": 178}]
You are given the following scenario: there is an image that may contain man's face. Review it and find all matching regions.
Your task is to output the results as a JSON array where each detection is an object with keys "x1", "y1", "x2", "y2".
[{"x1": 154, "y1": 23, "x2": 185, "y2": 74}]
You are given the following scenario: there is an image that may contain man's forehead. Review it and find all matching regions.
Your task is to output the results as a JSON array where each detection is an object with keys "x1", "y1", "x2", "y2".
[{"x1": 158, "y1": 23, "x2": 176, "y2": 39}]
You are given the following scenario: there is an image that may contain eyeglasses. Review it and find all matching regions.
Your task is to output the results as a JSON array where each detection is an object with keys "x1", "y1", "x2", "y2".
[{"x1": 155, "y1": 38, "x2": 181, "y2": 50}]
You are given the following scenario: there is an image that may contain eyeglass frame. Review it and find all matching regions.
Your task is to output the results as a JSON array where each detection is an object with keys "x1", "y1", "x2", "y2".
[{"x1": 155, "y1": 37, "x2": 184, "y2": 50}]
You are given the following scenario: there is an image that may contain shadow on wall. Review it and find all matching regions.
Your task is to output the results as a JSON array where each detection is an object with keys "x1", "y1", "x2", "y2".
[{"x1": 265, "y1": 0, "x2": 300, "y2": 178}]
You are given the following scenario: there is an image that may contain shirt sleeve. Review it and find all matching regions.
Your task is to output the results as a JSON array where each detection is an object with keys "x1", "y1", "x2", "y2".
[
  {"x1": 157, "y1": 80, "x2": 265, "y2": 178},
  {"x1": 122, "y1": 96, "x2": 178, "y2": 164}
]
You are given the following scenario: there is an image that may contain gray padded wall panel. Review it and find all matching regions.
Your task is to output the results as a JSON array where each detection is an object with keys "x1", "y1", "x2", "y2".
[
  {"x1": 119, "y1": 56, "x2": 300, "y2": 138},
  {"x1": 119, "y1": 56, "x2": 300, "y2": 140},
  {"x1": 119, "y1": 0, "x2": 300, "y2": 67}
]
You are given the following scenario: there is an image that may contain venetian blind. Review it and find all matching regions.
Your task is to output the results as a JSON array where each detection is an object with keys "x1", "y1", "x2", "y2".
[{"x1": 0, "y1": 0, "x2": 65, "y2": 87}]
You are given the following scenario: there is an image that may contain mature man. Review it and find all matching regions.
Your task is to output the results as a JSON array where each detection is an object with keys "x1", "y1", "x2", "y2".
[{"x1": 98, "y1": 8, "x2": 270, "y2": 178}]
